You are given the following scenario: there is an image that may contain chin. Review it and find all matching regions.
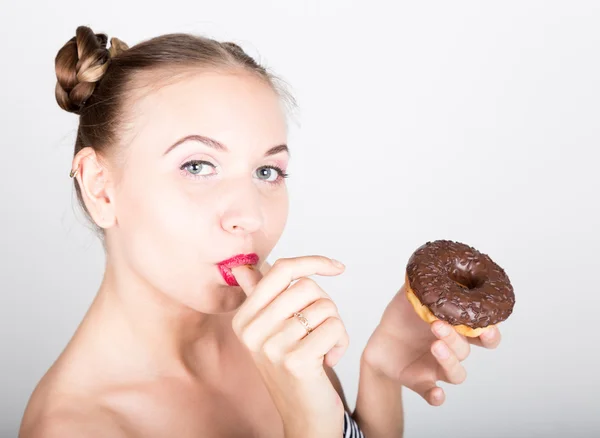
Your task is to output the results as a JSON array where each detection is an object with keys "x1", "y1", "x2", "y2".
[{"x1": 199, "y1": 284, "x2": 247, "y2": 314}]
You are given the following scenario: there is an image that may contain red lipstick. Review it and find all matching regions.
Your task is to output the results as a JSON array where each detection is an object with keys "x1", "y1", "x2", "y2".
[{"x1": 217, "y1": 253, "x2": 259, "y2": 286}]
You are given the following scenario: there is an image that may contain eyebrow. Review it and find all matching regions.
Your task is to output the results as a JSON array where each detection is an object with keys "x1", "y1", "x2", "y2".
[{"x1": 163, "y1": 134, "x2": 290, "y2": 157}]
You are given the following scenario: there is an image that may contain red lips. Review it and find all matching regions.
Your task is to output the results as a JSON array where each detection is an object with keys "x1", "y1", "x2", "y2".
[{"x1": 217, "y1": 253, "x2": 259, "y2": 286}]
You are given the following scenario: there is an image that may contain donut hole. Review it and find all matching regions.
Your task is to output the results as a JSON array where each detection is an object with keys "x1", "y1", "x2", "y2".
[{"x1": 449, "y1": 269, "x2": 486, "y2": 290}]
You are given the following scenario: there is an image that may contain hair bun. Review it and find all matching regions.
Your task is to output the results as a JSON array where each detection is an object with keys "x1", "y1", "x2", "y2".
[
  {"x1": 108, "y1": 37, "x2": 129, "y2": 58},
  {"x1": 54, "y1": 26, "x2": 127, "y2": 115}
]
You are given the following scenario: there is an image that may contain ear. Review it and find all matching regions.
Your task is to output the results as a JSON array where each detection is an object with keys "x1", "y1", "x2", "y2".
[{"x1": 71, "y1": 147, "x2": 117, "y2": 229}]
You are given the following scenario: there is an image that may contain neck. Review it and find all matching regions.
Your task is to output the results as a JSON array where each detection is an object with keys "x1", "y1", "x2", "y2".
[{"x1": 70, "y1": 258, "x2": 242, "y2": 386}]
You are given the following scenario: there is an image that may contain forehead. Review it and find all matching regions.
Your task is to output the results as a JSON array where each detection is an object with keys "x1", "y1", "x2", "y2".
[{"x1": 124, "y1": 70, "x2": 288, "y2": 154}]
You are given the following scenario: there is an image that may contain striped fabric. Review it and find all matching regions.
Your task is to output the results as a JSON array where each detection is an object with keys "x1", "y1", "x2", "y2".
[{"x1": 343, "y1": 410, "x2": 365, "y2": 437}]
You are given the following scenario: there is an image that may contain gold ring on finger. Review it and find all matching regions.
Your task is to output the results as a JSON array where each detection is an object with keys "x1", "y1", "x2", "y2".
[{"x1": 293, "y1": 311, "x2": 313, "y2": 335}]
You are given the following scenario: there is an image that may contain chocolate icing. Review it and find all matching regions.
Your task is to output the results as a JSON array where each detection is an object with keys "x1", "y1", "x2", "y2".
[{"x1": 406, "y1": 240, "x2": 515, "y2": 328}]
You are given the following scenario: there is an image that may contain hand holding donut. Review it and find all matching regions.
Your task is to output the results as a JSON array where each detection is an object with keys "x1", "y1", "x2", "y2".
[
  {"x1": 362, "y1": 240, "x2": 513, "y2": 406},
  {"x1": 362, "y1": 283, "x2": 502, "y2": 405},
  {"x1": 231, "y1": 256, "x2": 349, "y2": 437}
]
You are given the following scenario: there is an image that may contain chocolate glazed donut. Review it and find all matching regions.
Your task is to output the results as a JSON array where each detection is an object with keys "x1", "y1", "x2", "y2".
[{"x1": 405, "y1": 240, "x2": 515, "y2": 337}]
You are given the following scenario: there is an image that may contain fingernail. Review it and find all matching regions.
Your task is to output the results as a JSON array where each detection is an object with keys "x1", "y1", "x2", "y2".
[
  {"x1": 331, "y1": 259, "x2": 345, "y2": 269},
  {"x1": 434, "y1": 322, "x2": 450, "y2": 337},
  {"x1": 433, "y1": 342, "x2": 449, "y2": 359}
]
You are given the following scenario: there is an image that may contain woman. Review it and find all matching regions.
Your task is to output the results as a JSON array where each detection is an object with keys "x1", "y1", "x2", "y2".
[{"x1": 20, "y1": 26, "x2": 502, "y2": 438}]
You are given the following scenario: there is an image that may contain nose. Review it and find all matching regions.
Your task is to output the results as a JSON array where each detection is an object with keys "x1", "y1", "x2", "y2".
[{"x1": 219, "y1": 181, "x2": 263, "y2": 235}]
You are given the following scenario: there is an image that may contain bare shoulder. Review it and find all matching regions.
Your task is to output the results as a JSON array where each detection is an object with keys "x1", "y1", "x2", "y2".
[{"x1": 20, "y1": 397, "x2": 131, "y2": 438}]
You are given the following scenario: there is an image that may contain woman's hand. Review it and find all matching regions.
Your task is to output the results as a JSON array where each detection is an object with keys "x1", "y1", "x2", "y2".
[
  {"x1": 231, "y1": 256, "x2": 349, "y2": 438},
  {"x1": 362, "y1": 284, "x2": 502, "y2": 406}
]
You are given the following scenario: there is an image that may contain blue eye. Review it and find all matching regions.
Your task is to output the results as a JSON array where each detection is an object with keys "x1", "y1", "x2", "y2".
[
  {"x1": 179, "y1": 161, "x2": 289, "y2": 184},
  {"x1": 180, "y1": 160, "x2": 216, "y2": 177},
  {"x1": 255, "y1": 166, "x2": 289, "y2": 183},
  {"x1": 256, "y1": 167, "x2": 276, "y2": 181}
]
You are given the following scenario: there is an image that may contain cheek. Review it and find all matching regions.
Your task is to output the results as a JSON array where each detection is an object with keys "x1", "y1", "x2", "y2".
[
  {"x1": 263, "y1": 191, "x2": 289, "y2": 242},
  {"x1": 114, "y1": 178, "x2": 216, "y2": 279},
  {"x1": 118, "y1": 181, "x2": 195, "y2": 239}
]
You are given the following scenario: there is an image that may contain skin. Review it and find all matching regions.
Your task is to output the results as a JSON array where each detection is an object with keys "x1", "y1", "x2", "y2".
[
  {"x1": 19, "y1": 68, "x2": 503, "y2": 438},
  {"x1": 21, "y1": 70, "x2": 296, "y2": 438},
  {"x1": 362, "y1": 284, "x2": 502, "y2": 404}
]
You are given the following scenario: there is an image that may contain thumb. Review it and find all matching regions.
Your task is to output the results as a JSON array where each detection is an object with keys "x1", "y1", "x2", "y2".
[{"x1": 231, "y1": 265, "x2": 263, "y2": 296}]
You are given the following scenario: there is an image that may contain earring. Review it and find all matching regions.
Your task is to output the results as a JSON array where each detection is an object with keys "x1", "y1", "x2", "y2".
[{"x1": 69, "y1": 164, "x2": 80, "y2": 178}]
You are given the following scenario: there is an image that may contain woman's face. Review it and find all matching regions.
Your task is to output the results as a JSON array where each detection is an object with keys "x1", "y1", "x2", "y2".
[{"x1": 107, "y1": 71, "x2": 289, "y2": 313}]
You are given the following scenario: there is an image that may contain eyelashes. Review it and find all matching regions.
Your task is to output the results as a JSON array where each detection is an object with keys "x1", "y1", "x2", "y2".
[
  {"x1": 179, "y1": 159, "x2": 289, "y2": 185},
  {"x1": 180, "y1": 160, "x2": 216, "y2": 178}
]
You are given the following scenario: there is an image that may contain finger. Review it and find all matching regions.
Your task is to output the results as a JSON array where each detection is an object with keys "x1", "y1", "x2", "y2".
[
  {"x1": 426, "y1": 386, "x2": 446, "y2": 406},
  {"x1": 293, "y1": 316, "x2": 349, "y2": 370},
  {"x1": 479, "y1": 325, "x2": 502, "y2": 349},
  {"x1": 233, "y1": 256, "x2": 344, "y2": 316},
  {"x1": 431, "y1": 320, "x2": 470, "y2": 361},
  {"x1": 412, "y1": 380, "x2": 445, "y2": 406},
  {"x1": 231, "y1": 264, "x2": 264, "y2": 296},
  {"x1": 431, "y1": 340, "x2": 467, "y2": 385},
  {"x1": 231, "y1": 266, "x2": 265, "y2": 337},
  {"x1": 262, "y1": 298, "x2": 341, "y2": 363},
  {"x1": 259, "y1": 261, "x2": 272, "y2": 275},
  {"x1": 299, "y1": 298, "x2": 346, "y2": 368},
  {"x1": 250, "y1": 278, "x2": 333, "y2": 340},
  {"x1": 468, "y1": 325, "x2": 502, "y2": 349}
]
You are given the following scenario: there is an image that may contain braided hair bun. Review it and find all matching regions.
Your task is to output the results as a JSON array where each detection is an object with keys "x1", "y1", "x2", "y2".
[{"x1": 54, "y1": 26, "x2": 128, "y2": 115}]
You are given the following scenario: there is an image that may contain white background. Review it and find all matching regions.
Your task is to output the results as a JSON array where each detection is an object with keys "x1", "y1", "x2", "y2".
[{"x1": 1, "y1": 1, "x2": 599, "y2": 437}]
